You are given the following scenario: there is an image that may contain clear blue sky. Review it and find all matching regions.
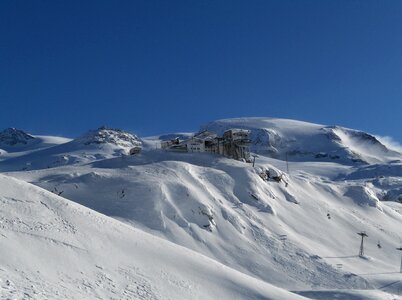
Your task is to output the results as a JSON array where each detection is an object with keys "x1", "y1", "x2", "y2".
[{"x1": 1, "y1": 0, "x2": 401, "y2": 141}]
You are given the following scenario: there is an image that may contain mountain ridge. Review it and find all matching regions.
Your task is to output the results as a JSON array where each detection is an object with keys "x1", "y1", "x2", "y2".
[{"x1": 1, "y1": 117, "x2": 402, "y2": 299}]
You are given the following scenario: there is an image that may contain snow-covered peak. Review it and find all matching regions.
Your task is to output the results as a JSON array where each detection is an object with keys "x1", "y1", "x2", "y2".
[
  {"x1": 0, "y1": 127, "x2": 35, "y2": 146},
  {"x1": 2, "y1": 118, "x2": 402, "y2": 298},
  {"x1": 201, "y1": 117, "x2": 402, "y2": 164},
  {"x1": 0, "y1": 127, "x2": 142, "y2": 171},
  {"x1": 74, "y1": 126, "x2": 141, "y2": 148}
]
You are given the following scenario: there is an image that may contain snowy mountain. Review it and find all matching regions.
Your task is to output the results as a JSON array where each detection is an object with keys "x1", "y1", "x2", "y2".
[
  {"x1": 0, "y1": 128, "x2": 71, "y2": 156},
  {"x1": 74, "y1": 126, "x2": 141, "y2": 148},
  {"x1": 1, "y1": 118, "x2": 402, "y2": 299},
  {"x1": 0, "y1": 128, "x2": 35, "y2": 146},
  {"x1": 0, "y1": 127, "x2": 141, "y2": 171},
  {"x1": 201, "y1": 118, "x2": 402, "y2": 164}
]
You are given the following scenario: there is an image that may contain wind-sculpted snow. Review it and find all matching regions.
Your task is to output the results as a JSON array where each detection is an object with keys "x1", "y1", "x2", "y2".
[
  {"x1": 0, "y1": 128, "x2": 71, "y2": 158},
  {"x1": 344, "y1": 186, "x2": 382, "y2": 211},
  {"x1": 0, "y1": 174, "x2": 307, "y2": 300},
  {"x1": 0, "y1": 127, "x2": 141, "y2": 171},
  {"x1": 201, "y1": 117, "x2": 402, "y2": 164},
  {"x1": 15, "y1": 151, "x2": 398, "y2": 292},
  {"x1": 2, "y1": 117, "x2": 402, "y2": 299},
  {"x1": 339, "y1": 163, "x2": 402, "y2": 204},
  {"x1": 343, "y1": 163, "x2": 402, "y2": 180},
  {"x1": 297, "y1": 289, "x2": 402, "y2": 299}
]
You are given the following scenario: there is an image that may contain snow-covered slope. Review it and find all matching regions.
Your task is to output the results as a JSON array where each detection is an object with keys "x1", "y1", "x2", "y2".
[
  {"x1": 141, "y1": 133, "x2": 194, "y2": 151},
  {"x1": 0, "y1": 128, "x2": 71, "y2": 160},
  {"x1": 2, "y1": 117, "x2": 402, "y2": 299},
  {"x1": 0, "y1": 173, "x2": 306, "y2": 300},
  {"x1": 10, "y1": 151, "x2": 402, "y2": 295},
  {"x1": 0, "y1": 127, "x2": 141, "y2": 171},
  {"x1": 201, "y1": 118, "x2": 402, "y2": 164}
]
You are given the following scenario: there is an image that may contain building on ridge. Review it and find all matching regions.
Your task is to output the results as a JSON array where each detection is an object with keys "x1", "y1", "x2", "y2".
[{"x1": 161, "y1": 129, "x2": 251, "y2": 162}]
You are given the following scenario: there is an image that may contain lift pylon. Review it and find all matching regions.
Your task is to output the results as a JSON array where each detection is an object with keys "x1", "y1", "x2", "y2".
[{"x1": 357, "y1": 232, "x2": 368, "y2": 257}]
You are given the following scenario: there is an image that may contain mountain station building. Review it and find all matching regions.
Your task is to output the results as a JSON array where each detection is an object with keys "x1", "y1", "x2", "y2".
[{"x1": 161, "y1": 129, "x2": 251, "y2": 161}]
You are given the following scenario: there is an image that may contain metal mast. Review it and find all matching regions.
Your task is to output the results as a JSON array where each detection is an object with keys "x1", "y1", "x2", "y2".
[
  {"x1": 251, "y1": 154, "x2": 258, "y2": 167},
  {"x1": 357, "y1": 232, "x2": 368, "y2": 257},
  {"x1": 397, "y1": 247, "x2": 402, "y2": 273}
]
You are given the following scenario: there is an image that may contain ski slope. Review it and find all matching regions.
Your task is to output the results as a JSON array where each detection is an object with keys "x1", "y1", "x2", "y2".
[
  {"x1": 1, "y1": 118, "x2": 402, "y2": 299},
  {"x1": 0, "y1": 174, "x2": 306, "y2": 300}
]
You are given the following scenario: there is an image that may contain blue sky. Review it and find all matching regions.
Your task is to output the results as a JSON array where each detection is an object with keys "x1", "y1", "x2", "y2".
[{"x1": 1, "y1": 0, "x2": 401, "y2": 142}]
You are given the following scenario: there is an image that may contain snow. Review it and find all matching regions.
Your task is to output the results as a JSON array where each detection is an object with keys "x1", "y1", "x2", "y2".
[
  {"x1": 297, "y1": 289, "x2": 402, "y2": 300},
  {"x1": 201, "y1": 117, "x2": 402, "y2": 164},
  {"x1": 0, "y1": 127, "x2": 140, "y2": 171},
  {"x1": 1, "y1": 117, "x2": 402, "y2": 299},
  {"x1": 0, "y1": 128, "x2": 72, "y2": 161},
  {"x1": 0, "y1": 174, "x2": 305, "y2": 300}
]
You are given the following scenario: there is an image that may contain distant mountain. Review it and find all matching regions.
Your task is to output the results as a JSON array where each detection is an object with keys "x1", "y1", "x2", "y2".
[
  {"x1": 0, "y1": 128, "x2": 71, "y2": 161},
  {"x1": 0, "y1": 127, "x2": 141, "y2": 171},
  {"x1": 74, "y1": 126, "x2": 141, "y2": 148},
  {"x1": 201, "y1": 117, "x2": 402, "y2": 164},
  {"x1": 1, "y1": 118, "x2": 402, "y2": 298},
  {"x1": 0, "y1": 128, "x2": 35, "y2": 146}
]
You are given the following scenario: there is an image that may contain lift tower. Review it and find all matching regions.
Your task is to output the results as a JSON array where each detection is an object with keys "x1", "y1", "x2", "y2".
[
  {"x1": 357, "y1": 232, "x2": 368, "y2": 257},
  {"x1": 397, "y1": 247, "x2": 402, "y2": 273}
]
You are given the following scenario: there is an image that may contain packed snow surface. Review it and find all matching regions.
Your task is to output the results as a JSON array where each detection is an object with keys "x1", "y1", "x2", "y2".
[
  {"x1": 0, "y1": 174, "x2": 306, "y2": 299},
  {"x1": 1, "y1": 117, "x2": 402, "y2": 299}
]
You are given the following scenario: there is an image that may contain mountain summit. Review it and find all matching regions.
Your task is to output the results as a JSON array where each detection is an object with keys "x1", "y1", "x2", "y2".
[
  {"x1": 201, "y1": 117, "x2": 402, "y2": 164},
  {"x1": 1, "y1": 117, "x2": 402, "y2": 299},
  {"x1": 74, "y1": 126, "x2": 142, "y2": 148},
  {"x1": 0, "y1": 128, "x2": 35, "y2": 146}
]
